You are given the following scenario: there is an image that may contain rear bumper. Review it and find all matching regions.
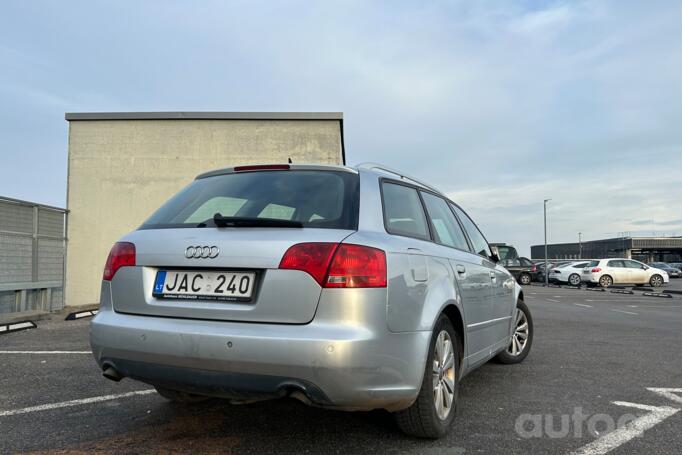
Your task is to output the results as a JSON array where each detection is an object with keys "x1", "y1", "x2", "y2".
[
  {"x1": 582, "y1": 273, "x2": 599, "y2": 283},
  {"x1": 90, "y1": 308, "x2": 430, "y2": 412}
]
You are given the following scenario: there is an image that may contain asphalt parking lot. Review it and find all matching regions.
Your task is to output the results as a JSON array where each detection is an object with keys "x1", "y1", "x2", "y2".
[{"x1": 2, "y1": 285, "x2": 682, "y2": 454}]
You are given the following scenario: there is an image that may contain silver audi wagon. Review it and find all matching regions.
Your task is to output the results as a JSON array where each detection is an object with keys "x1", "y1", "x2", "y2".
[{"x1": 90, "y1": 163, "x2": 533, "y2": 438}]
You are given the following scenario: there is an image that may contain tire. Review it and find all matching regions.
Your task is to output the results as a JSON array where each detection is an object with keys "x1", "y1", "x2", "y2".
[
  {"x1": 154, "y1": 386, "x2": 210, "y2": 403},
  {"x1": 568, "y1": 274, "x2": 581, "y2": 286},
  {"x1": 519, "y1": 273, "x2": 532, "y2": 286},
  {"x1": 599, "y1": 275, "x2": 613, "y2": 288},
  {"x1": 495, "y1": 300, "x2": 533, "y2": 364},
  {"x1": 395, "y1": 314, "x2": 460, "y2": 439},
  {"x1": 650, "y1": 274, "x2": 664, "y2": 287}
]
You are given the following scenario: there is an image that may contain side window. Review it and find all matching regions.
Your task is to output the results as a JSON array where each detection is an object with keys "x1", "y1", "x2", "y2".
[
  {"x1": 420, "y1": 192, "x2": 470, "y2": 250},
  {"x1": 607, "y1": 260, "x2": 625, "y2": 268},
  {"x1": 625, "y1": 260, "x2": 643, "y2": 269},
  {"x1": 450, "y1": 204, "x2": 492, "y2": 259},
  {"x1": 381, "y1": 182, "x2": 430, "y2": 240},
  {"x1": 520, "y1": 258, "x2": 533, "y2": 267}
]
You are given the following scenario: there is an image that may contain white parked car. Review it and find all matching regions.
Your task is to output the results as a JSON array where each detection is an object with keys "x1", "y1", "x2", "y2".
[
  {"x1": 581, "y1": 258, "x2": 669, "y2": 287},
  {"x1": 550, "y1": 261, "x2": 592, "y2": 286}
]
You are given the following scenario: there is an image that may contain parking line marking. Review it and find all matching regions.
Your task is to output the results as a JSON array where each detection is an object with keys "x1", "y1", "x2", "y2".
[
  {"x1": 0, "y1": 390, "x2": 156, "y2": 417},
  {"x1": 569, "y1": 401, "x2": 679, "y2": 455},
  {"x1": 547, "y1": 299, "x2": 561, "y2": 303},
  {"x1": 574, "y1": 303, "x2": 593, "y2": 308},
  {"x1": 647, "y1": 388, "x2": 682, "y2": 405},
  {"x1": 611, "y1": 309, "x2": 638, "y2": 315},
  {"x1": 0, "y1": 351, "x2": 92, "y2": 354}
]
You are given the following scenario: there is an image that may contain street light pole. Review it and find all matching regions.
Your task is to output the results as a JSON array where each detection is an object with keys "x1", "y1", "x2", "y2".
[
  {"x1": 544, "y1": 199, "x2": 551, "y2": 286},
  {"x1": 579, "y1": 232, "x2": 582, "y2": 259}
]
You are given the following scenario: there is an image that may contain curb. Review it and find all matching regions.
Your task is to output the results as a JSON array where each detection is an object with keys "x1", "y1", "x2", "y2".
[
  {"x1": 663, "y1": 290, "x2": 682, "y2": 296},
  {"x1": 642, "y1": 292, "x2": 673, "y2": 299},
  {"x1": 0, "y1": 320, "x2": 37, "y2": 335},
  {"x1": 65, "y1": 308, "x2": 99, "y2": 321},
  {"x1": 610, "y1": 289, "x2": 635, "y2": 295}
]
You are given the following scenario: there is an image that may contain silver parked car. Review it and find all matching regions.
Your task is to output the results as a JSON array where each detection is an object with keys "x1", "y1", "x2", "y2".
[{"x1": 90, "y1": 163, "x2": 533, "y2": 438}]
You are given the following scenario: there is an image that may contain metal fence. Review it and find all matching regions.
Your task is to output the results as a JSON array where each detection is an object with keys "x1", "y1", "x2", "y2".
[{"x1": 0, "y1": 196, "x2": 67, "y2": 316}]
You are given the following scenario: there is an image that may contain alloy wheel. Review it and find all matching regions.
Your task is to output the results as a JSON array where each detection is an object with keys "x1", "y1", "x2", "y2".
[
  {"x1": 651, "y1": 275, "x2": 663, "y2": 287},
  {"x1": 432, "y1": 330, "x2": 456, "y2": 420},
  {"x1": 569, "y1": 274, "x2": 580, "y2": 286},
  {"x1": 507, "y1": 308, "x2": 529, "y2": 356}
]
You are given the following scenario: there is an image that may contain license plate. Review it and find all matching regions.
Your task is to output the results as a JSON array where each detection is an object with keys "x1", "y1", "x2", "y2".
[{"x1": 153, "y1": 270, "x2": 256, "y2": 302}]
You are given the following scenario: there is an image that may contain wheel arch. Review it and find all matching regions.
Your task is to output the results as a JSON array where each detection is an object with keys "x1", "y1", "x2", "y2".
[{"x1": 442, "y1": 304, "x2": 465, "y2": 365}]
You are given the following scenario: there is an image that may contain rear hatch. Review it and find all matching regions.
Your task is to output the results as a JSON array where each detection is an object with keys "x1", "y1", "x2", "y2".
[{"x1": 108, "y1": 166, "x2": 359, "y2": 324}]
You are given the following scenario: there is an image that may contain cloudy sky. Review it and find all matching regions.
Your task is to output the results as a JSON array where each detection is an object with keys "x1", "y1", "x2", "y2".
[{"x1": 1, "y1": 0, "x2": 681, "y2": 255}]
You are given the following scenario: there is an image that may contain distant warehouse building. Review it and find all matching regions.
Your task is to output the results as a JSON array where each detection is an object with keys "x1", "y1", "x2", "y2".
[
  {"x1": 65, "y1": 111, "x2": 345, "y2": 309},
  {"x1": 531, "y1": 236, "x2": 682, "y2": 263}
]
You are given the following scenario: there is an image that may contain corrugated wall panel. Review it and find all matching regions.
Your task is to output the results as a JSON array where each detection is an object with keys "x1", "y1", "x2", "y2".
[
  {"x1": 38, "y1": 238, "x2": 65, "y2": 281},
  {"x1": 38, "y1": 209, "x2": 65, "y2": 237},
  {"x1": 0, "y1": 202, "x2": 34, "y2": 233},
  {"x1": 0, "y1": 291, "x2": 17, "y2": 314},
  {"x1": 0, "y1": 234, "x2": 32, "y2": 283},
  {"x1": 0, "y1": 199, "x2": 67, "y2": 316}
]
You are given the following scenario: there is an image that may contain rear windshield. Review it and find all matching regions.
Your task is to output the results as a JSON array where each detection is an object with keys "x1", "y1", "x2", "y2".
[
  {"x1": 585, "y1": 261, "x2": 599, "y2": 267},
  {"x1": 140, "y1": 170, "x2": 359, "y2": 230}
]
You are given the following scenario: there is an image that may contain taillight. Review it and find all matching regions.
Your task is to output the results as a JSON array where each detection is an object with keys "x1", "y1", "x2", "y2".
[
  {"x1": 591, "y1": 267, "x2": 601, "y2": 273},
  {"x1": 279, "y1": 243, "x2": 387, "y2": 288},
  {"x1": 103, "y1": 242, "x2": 136, "y2": 281},
  {"x1": 326, "y1": 244, "x2": 387, "y2": 288},
  {"x1": 279, "y1": 243, "x2": 338, "y2": 286}
]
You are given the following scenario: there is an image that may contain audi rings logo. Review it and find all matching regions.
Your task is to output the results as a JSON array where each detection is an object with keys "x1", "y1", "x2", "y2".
[{"x1": 185, "y1": 246, "x2": 220, "y2": 259}]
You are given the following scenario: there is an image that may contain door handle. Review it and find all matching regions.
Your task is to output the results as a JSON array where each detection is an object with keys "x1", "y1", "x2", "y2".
[
  {"x1": 490, "y1": 271, "x2": 497, "y2": 281},
  {"x1": 456, "y1": 265, "x2": 466, "y2": 274}
]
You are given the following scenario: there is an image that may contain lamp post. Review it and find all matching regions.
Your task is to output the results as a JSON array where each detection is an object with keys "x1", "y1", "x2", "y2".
[
  {"x1": 544, "y1": 199, "x2": 551, "y2": 286},
  {"x1": 579, "y1": 232, "x2": 582, "y2": 259}
]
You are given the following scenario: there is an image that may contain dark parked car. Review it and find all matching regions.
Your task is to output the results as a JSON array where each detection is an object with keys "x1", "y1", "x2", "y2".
[
  {"x1": 503, "y1": 257, "x2": 537, "y2": 285},
  {"x1": 490, "y1": 244, "x2": 537, "y2": 285},
  {"x1": 650, "y1": 262, "x2": 681, "y2": 278}
]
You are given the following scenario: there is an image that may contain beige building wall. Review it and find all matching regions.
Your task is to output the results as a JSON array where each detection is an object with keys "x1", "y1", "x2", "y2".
[{"x1": 65, "y1": 112, "x2": 344, "y2": 308}]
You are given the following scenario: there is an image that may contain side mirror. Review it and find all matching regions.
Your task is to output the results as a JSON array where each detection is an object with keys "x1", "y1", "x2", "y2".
[
  {"x1": 489, "y1": 246, "x2": 500, "y2": 263},
  {"x1": 642, "y1": 265, "x2": 648, "y2": 270}
]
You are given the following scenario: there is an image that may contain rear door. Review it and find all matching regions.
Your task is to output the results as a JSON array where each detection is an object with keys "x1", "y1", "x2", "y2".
[
  {"x1": 450, "y1": 204, "x2": 510, "y2": 357},
  {"x1": 110, "y1": 168, "x2": 359, "y2": 324},
  {"x1": 606, "y1": 260, "x2": 627, "y2": 283}
]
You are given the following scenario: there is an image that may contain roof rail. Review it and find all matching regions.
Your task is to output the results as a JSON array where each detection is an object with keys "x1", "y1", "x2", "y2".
[{"x1": 356, "y1": 162, "x2": 442, "y2": 194}]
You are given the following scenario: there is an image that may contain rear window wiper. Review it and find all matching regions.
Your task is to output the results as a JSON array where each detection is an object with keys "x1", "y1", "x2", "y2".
[{"x1": 197, "y1": 213, "x2": 303, "y2": 228}]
